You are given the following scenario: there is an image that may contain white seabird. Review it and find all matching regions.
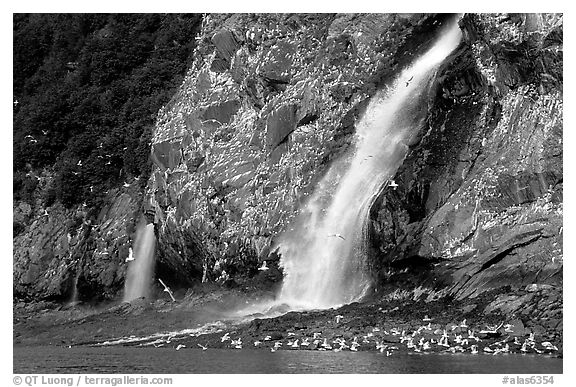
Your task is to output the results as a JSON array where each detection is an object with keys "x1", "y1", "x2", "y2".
[{"x1": 125, "y1": 247, "x2": 134, "y2": 262}]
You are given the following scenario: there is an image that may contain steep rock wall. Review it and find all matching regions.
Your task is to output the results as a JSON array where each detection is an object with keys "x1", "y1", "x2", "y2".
[
  {"x1": 13, "y1": 172, "x2": 146, "y2": 301},
  {"x1": 147, "y1": 13, "x2": 452, "y2": 288},
  {"x1": 367, "y1": 14, "x2": 562, "y2": 325}
]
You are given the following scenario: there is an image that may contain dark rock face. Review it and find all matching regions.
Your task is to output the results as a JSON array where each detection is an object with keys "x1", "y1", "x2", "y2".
[
  {"x1": 265, "y1": 104, "x2": 297, "y2": 150},
  {"x1": 211, "y1": 28, "x2": 241, "y2": 72},
  {"x1": 13, "y1": 185, "x2": 143, "y2": 301},
  {"x1": 200, "y1": 100, "x2": 241, "y2": 125},
  {"x1": 367, "y1": 14, "x2": 562, "y2": 319}
]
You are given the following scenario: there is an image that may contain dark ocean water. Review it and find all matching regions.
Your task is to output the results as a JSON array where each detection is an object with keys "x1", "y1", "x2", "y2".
[{"x1": 13, "y1": 346, "x2": 562, "y2": 374}]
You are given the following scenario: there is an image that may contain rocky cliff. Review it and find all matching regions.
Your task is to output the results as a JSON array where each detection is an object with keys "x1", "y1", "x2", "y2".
[
  {"x1": 367, "y1": 14, "x2": 562, "y2": 328},
  {"x1": 145, "y1": 13, "x2": 457, "y2": 288},
  {"x1": 14, "y1": 13, "x2": 562, "y2": 327}
]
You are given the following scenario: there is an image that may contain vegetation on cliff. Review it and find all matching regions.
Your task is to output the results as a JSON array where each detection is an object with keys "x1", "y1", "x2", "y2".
[{"x1": 13, "y1": 14, "x2": 202, "y2": 211}]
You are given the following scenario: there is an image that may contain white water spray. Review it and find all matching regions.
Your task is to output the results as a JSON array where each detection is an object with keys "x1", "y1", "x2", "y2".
[
  {"x1": 277, "y1": 18, "x2": 462, "y2": 309},
  {"x1": 124, "y1": 222, "x2": 156, "y2": 302}
]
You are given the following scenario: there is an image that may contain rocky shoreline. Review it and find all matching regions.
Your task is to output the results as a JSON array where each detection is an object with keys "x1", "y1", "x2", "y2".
[{"x1": 13, "y1": 283, "x2": 562, "y2": 359}]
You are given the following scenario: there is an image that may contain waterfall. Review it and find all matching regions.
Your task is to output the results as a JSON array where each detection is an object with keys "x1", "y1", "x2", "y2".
[
  {"x1": 69, "y1": 267, "x2": 81, "y2": 305},
  {"x1": 277, "y1": 18, "x2": 462, "y2": 310},
  {"x1": 123, "y1": 222, "x2": 156, "y2": 302}
]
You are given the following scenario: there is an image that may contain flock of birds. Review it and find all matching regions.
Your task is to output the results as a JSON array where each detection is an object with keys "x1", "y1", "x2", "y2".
[{"x1": 164, "y1": 315, "x2": 559, "y2": 357}]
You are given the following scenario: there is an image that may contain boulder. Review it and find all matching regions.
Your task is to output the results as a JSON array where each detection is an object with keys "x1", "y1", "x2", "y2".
[
  {"x1": 265, "y1": 104, "x2": 297, "y2": 150},
  {"x1": 200, "y1": 100, "x2": 240, "y2": 126},
  {"x1": 257, "y1": 40, "x2": 296, "y2": 84},
  {"x1": 505, "y1": 318, "x2": 526, "y2": 337},
  {"x1": 211, "y1": 28, "x2": 240, "y2": 72}
]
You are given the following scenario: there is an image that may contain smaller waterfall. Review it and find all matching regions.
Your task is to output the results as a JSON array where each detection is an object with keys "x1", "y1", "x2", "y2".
[
  {"x1": 123, "y1": 222, "x2": 156, "y2": 302},
  {"x1": 69, "y1": 267, "x2": 81, "y2": 305}
]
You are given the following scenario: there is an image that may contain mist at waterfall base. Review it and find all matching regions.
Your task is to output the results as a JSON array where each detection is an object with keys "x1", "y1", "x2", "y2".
[
  {"x1": 123, "y1": 222, "x2": 156, "y2": 302},
  {"x1": 275, "y1": 19, "x2": 463, "y2": 310}
]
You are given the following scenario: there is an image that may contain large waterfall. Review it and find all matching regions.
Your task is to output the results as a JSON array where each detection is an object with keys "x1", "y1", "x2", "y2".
[
  {"x1": 123, "y1": 222, "x2": 156, "y2": 302},
  {"x1": 277, "y1": 18, "x2": 462, "y2": 309}
]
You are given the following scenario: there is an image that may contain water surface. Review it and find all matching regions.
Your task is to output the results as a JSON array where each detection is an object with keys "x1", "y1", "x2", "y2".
[{"x1": 14, "y1": 346, "x2": 562, "y2": 374}]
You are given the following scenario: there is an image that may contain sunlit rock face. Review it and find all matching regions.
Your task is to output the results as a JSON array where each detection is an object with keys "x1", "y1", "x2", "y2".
[
  {"x1": 147, "y1": 13, "x2": 449, "y2": 288},
  {"x1": 368, "y1": 14, "x2": 562, "y2": 322}
]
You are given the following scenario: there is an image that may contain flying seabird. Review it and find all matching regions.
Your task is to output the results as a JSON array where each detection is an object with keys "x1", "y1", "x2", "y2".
[
  {"x1": 360, "y1": 155, "x2": 374, "y2": 164},
  {"x1": 503, "y1": 323, "x2": 514, "y2": 333},
  {"x1": 328, "y1": 234, "x2": 346, "y2": 240},
  {"x1": 405, "y1": 75, "x2": 414, "y2": 87},
  {"x1": 321, "y1": 338, "x2": 332, "y2": 350},
  {"x1": 388, "y1": 180, "x2": 399, "y2": 189},
  {"x1": 159, "y1": 278, "x2": 176, "y2": 302},
  {"x1": 125, "y1": 247, "x2": 134, "y2": 262},
  {"x1": 197, "y1": 344, "x2": 208, "y2": 350},
  {"x1": 258, "y1": 261, "x2": 269, "y2": 271},
  {"x1": 480, "y1": 322, "x2": 503, "y2": 334},
  {"x1": 231, "y1": 338, "x2": 242, "y2": 349}
]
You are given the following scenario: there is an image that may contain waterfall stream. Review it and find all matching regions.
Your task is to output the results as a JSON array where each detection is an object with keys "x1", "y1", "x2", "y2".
[
  {"x1": 277, "y1": 18, "x2": 462, "y2": 310},
  {"x1": 124, "y1": 222, "x2": 156, "y2": 302}
]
